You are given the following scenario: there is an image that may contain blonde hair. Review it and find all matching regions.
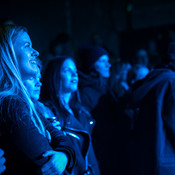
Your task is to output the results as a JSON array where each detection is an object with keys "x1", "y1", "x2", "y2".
[{"x1": 0, "y1": 24, "x2": 45, "y2": 135}]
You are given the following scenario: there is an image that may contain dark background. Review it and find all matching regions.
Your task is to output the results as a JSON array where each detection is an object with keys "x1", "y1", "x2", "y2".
[{"x1": 1, "y1": 0, "x2": 175, "y2": 65}]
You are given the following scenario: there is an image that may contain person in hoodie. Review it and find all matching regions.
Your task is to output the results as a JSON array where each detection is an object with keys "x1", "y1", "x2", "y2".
[
  {"x1": 77, "y1": 45, "x2": 111, "y2": 113},
  {"x1": 126, "y1": 41, "x2": 175, "y2": 175},
  {"x1": 40, "y1": 56, "x2": 101, "y2": 175},
  {"x1": 77, "y1": 45, "x2": 135, "y2": 175}
]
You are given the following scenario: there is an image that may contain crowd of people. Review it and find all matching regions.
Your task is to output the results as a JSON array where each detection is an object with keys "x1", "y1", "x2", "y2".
[{"x1": 0, "y1": 22, "x2": 175, "y2": 175}]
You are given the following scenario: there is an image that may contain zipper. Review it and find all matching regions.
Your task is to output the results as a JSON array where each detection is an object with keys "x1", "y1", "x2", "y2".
[
  {"x1": 64, "y1": 126, "x2": 91, "y2": 170},
  {"x1": 66, "y1": 131, "x2": 80, "y2": 140}
]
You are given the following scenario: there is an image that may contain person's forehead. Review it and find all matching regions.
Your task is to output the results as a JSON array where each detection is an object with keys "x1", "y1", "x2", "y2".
[
  {"x1": 14, "y1": 31, "x2": 32, "y2": 45},
  {"x1": 98, "y1": 54, "x2": 109, "y2": 61},
  {"x1": 62, "y1": 59, "x2": 76, "y2": 68}
]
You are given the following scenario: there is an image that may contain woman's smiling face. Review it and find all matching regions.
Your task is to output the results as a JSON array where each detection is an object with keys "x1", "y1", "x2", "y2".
[{"x1": 13, "y1": 31, "x2": 39, "y2": 80}]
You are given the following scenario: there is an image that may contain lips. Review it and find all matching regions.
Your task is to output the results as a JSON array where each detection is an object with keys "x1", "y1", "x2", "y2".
[
  {"x1": 71, "y1": 79, "x2": 78, "y2": 84},
  {"x1": 105, "y1": 68, "x2": 110, "y2": 71},
  {"x1": 34, "y1": 89, "x2": 40, "y2": 94}
]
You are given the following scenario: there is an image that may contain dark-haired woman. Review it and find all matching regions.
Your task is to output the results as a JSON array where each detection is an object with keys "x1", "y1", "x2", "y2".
[{"x1": 40, "y1": 56, "x2": 101, "y2": 175}]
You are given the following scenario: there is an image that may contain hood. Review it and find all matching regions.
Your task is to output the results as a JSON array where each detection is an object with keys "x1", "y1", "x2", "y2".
[
  {"x1": 128, "y1": 68, "x2": 175, "y2": 107},
  {"x1": 78, "y1": 71, "x2": 108, "y2": 91}
]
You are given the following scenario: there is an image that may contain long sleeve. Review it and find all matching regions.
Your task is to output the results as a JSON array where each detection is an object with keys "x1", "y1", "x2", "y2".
[
  {"x1": 42, "y1": 116, "x2": 75, "y2": 171},
  {"x1": 88, "y1": 141, "x2": 101, "y2": 175},
  {"x1": 162, "y1": 81, "x2": 175, "y2": 147},
  {"x1": 0, "y1": 97, "x2": 75, "y2": 174}
]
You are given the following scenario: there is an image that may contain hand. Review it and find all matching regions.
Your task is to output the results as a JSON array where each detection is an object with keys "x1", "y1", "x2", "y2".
[
  {"x1": 0, "y1": 149, "x2": 6, "y2": 174},
  {"x1": 47, "y1": 117, "x2": 61, "y2": 130},
  {"x1": 113, "y1": 80, "x2": 128, "y2": 98},
  {"x1": 41, "y1": 150, "x2": 68, "y2": 175},
  {"x1": 52, "y1": 121, "x2": 62, "y2": 131}
]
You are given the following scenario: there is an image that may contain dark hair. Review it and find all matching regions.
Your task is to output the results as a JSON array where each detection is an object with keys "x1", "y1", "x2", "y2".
[
  {"x1": 78, "y1": 45, "x2": 109, "y2": 74},
  {"x1": 40, "y1": 56, "x2": 87, "y2": 127}
]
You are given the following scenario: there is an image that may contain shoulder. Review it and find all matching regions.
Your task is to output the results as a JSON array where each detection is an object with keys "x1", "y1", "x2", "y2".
[
  {"x1": 1, "y1": 95, "x2": 27, "y2": 111},
  {"x1": 77, "y1": 106, "x2": 95, "y2": 122},
  {"x1": 35, "y1": 101, "x2": 56, "y2": 119},
  {"x1": 79, "y1": 85, "x2": 96, "y2": 93},
  {"x1": 79, "y1": 86, "x2": 101, "y2": 101},
  {"x1": 40, "y1": 100, "x2": 60, "y2": 117},
  {"x1": 0, "y1": 95, "x2": 29, "y2": 123},
  {"x1": 78, "y1": 109, "x2": 95, "y2": 133},
  {"x1": 153, "y1": 69, "x2": 175, "y2": 88},
  {"x1": 150, "y1": 68, "x2": 175, "y2": 80},
  {"x1": 136, "y1": 68, "x2": 175, "y2": 90}
]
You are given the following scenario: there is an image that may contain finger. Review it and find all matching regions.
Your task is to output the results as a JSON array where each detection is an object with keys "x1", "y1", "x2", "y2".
[
  {"x1": 44, "y1": 158, "x2": 63, "y2": 175},
  {"x1": 42, "y1": 170, "x2": 51, "y2": 175},
  {"x1": 42, "y1": 166, "x2": 59, "y2": 175},
  {"x1": 53, "y1": 121, "x2": 60, "y2": 125},
  {"x1": 42, "y1": 150, "x2": 55, "y2": 157},
  {"x1": 41, "y1": 165, "x2": 52, "y2": 175},
  {"x1": 53, "y1": 124, "x2": 62, "y2": 130},
  {"x1": 0, "y1": 157, "x2": 6, "y2": 165},
  {"x1": 0, "y1": 165, "x2": 6, "y2": 174},
  {"x1": 53, "y1": 121, "x2": 61, "y2": 127},
  {"x1": 0, "y1": 149, "x2": 4, "y2": 157},
  {"x1": 55, "y1": 126, "x2": 62, "y2": 130}
]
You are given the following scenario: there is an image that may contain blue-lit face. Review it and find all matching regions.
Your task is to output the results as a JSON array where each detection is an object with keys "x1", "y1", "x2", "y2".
[
  {"x1": 94, "y1": 55, "x2": 111, "y2": 78},
  {"x1": 135, "y1": 67, "x2": 149, "y2": 82},
  {"x1": 13, "y1": 31, "x2": 39, "y2": 80},
  {"x1": 23, "y1": 69, "x2": 42, "y2": 101},
  {"x1": 60, "y1": 58, "x2": 78, "y2": 93}
]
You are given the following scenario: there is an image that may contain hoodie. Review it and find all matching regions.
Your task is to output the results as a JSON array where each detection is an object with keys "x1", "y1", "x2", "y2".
[
  {"x1": 128, "y1": 67, "x2": 175, "y2": 175},
  {"x1": 78, "y1": 71, "x2": 108, "y2": 112}
]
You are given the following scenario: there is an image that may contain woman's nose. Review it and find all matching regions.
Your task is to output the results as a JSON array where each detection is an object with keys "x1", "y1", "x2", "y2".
[
  {"x1": 32, "y1": 48, "x2": 39, "y2": 57},
  {"x1": 72, "y1": 71, "x2": 78, "y2": 77},
  {"x1": 106, "y1": 61, "x2": 111, "y2": 68},
  {"x1": 36, "y1": 81, "x2": 42, "y2": 87}
]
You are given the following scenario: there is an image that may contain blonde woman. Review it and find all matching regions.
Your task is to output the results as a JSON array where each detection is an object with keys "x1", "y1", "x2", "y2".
[{"x1": 0, "y1": 25, "x2": 75, "y2": 175}]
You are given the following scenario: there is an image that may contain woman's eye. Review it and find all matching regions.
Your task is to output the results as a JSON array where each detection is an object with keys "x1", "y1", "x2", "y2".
[
  {"x1": 64, "y1": 68, "x2": 71, "y2": 73},
  {"x1": 24, "y1": 43, "x2": 30, "y2": 48},
  {"x1": 63, "y1": 68, "x2": 77, "y2": 75},
  {"x1": 29, "y1": 77, "x2": 34, "y2": 80}
]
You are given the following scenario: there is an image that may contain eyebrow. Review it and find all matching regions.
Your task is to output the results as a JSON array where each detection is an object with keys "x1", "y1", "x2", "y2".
[
  {"x1": 63, "y1": 67, "x2": 77, "y2": 71},
  {"x1": 26, "y1": 41, "x2": 31, "y2": 45},
  {"x1": 23, "y1": 41, "x2": 32, "y2": 47}
]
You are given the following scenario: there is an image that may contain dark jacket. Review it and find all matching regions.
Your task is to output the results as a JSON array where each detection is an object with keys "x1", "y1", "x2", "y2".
[
  {"x1": 79, "y1": 71, "x2": 135, "y2": 174},
  {"x1": 0, "y1": 96, "x2": 75, "y2": 175},
  {"x1": 44, "y1": 101, "x2": 101, "y2": 175},
  {"x1": 128, "y1": 67, "x2": 175, "y2": 175},
  {"x1": 91, "y1": 91, "x2": 135, "y2": 175},
  {"x1": 78, "y1": 71, "x2": 108, "y2": 113}
]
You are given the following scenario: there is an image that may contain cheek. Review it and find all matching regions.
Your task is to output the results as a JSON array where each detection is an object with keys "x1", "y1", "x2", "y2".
[
  {"x1": 23, "y1": 82, "x2": 32, "y2": 94},
  {"x1": 23, "y1": 80, "x2": 36, "y2": 98},
  {"x1": 20, "y1": 62, "x2": 38, "y2": 79},
  {"x1": 17, "y1": 52, "x2": 38, "y2": 78},
  {"x1": 94, "y1": 64, "x2": 102, "y2": 73},
  {"x1": 61, "y1": 75, "x2": 71, "y2": 87}
]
